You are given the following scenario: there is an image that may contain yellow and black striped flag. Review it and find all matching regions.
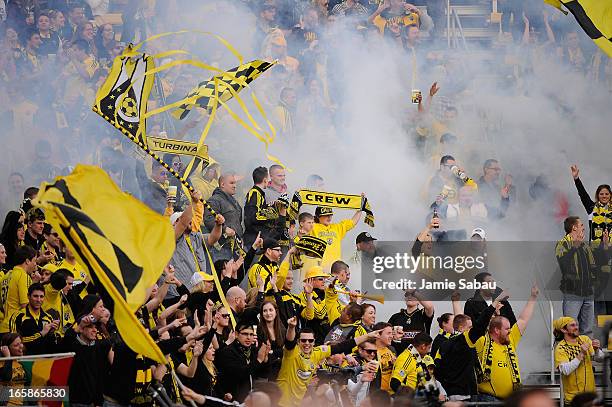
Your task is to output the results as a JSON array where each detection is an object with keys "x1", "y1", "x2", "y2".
[
  {"x1": 545, "y1": 0, "x2": 612, "y2": 57},
  {"x1": 172, "y1": 60, "x2": 275, "y2": 121},
  {"x1": 93, "y1": 45, "x2": 155, "y2": 145},
  {"x1": 34, "y1": 165, "x2": 174, "y2": 364}
]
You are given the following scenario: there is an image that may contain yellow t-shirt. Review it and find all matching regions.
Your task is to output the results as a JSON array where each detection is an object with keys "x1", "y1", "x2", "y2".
[
  {"x1": 310, "y1": 219, "x2": 356, "y2": 269},
  {"x1": 378, "y1": 346, "x2": 396, "y2": 393},
  {"x1": 0, "y1": 267, "x2": 32, "y2": 333},
  {"x1": 56, "y1": 259, "x2": 89, "y2": 299},
  {"x1": 277, "y1": 344, "x2": 332, "y2": 407},
  {"x1": 555, "y1": 336, "x2": 596, "y2": 403},
  {"x1": 391, "y1": 348, "x2": 420, "y2": 390},
  {"x1": 469, "y1": 324, "x2": 523, "y2": 399}
]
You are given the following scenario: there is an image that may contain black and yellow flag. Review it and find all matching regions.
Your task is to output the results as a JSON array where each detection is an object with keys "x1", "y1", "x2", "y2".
[
  {"x1": 172, "y1": 60, "x2": 275, "y2": 120},
  {"x1": 34, "y1": 165, "x2": 174, "y2": 364},
  {"x1": 288, "y1": 190, "x2": 375, "y2": 227},
  {"x1": 545, "y1": 0, "x2": 612, "y2": 57},
  {"x1": 93, "y1": 45, "x2": 155, "y2": 145}
]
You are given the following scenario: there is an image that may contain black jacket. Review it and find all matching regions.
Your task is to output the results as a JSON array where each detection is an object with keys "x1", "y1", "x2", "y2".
[
  {"x1": 215, "y1": 341, "x2": 266, "y2": 402},
  {"x1": 435, "y1": 304, "x2": 496, "y2": 396},
  {"x1": 60, "y1": 328, "x2": 111, "y2": 405},
  {"x1": 243, "y1": 185, "x2": 286, "y2": 247},
  {"x1": 464, "y1": 287, "x2": 516, "y2": 327},
  {"x1": 204, "y1": 187, "x2": 244, "y2": 238}
]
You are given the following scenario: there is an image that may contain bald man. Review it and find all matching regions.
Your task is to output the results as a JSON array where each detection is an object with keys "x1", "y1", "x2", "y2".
[
  {"x1": 226, "y1": 286, "x2": 263, "y2": 327},
  {"x1": 204, "y1": 171, "x2": 244, "y2": 260}
]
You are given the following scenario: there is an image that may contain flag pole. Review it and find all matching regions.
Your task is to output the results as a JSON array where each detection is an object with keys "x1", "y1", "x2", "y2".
[
  {"x1": 92, "y1": 105, "x2": 238, "y2": 329},
  {"x1": 92, "y1": 106, "x2": 218, "y2": 217},
  {"x1": 0, "y1": 352, "x2": 76, "y2": 361}
]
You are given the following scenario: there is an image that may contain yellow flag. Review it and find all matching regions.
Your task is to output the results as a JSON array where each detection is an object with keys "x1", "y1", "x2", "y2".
[
  {"x1": 34, "y1": 165, "x2": 174, "y2": 364},
  {"x1": 172, "y1": 60, "x2": 275, "y2": 121},
  {"x1": 93, "y1": 45, "x2": 155, "y2": 145},
  {"x1": 545, "y1": 0, "x2": 612, "y2": 57}
]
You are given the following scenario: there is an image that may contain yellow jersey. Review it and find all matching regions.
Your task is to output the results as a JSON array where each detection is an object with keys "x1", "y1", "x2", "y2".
[
  {"x1": 43, "y1": 285, "x2": 74, "y2": 337},
  {"x1": 0, "y1": 267, "x2": 32, "y2": 333},
  {"x1": 377, "y1": 346, "x2": 396, "y2": 393},
  {"x1": 310, "y1": 219, "x2": 355, "y2": 269},
  {"x1": 56, "y1": 259, "x2": 89, "y2": 299},
  {"x1": 468, "y1": 324, "x2": 522, "y2": 399},
  {"x1": 555, "y1": 336, "x2": 596, "y2": 403},
  {"x1": 277, "y1": 344, "x2": 332, "y2": 407},
  {"x1": 391, "y1": 347, "x2": 422, "y2": 391}
]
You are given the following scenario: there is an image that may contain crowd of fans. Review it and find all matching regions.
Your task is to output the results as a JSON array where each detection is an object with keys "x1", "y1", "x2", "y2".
[{"x1": 0, "y1": 0, "x2": 611, "y2": 407}]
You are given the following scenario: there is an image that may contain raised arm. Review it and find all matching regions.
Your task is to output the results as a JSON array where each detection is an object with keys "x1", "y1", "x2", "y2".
[
  {"x1": 206, "y1": 214, "x2": 225, "y2": 246},
  {"x1": 451, "y1": 292, "x2": 462, "y2": 316},
  {"x1": 517, "y1": 284, "x2": 539, "y2": 334},
  {"x1": 467, "y1": 290, "x2": 508, "y2": 344},
  {"x1": 285, "y1": 316, "x2": 297, "y2": 348},
  {"x1": 414, "y1": 290, "x2": 434, "y2": 318},
  {"x1": 175, "y1": 203, "x2": 194, "y2": 240},
  {"x1": 571, "y1": 165, "x2": 595, "y2": 214}
]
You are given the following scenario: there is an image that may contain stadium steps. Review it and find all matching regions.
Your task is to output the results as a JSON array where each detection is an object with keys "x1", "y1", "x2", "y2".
[{"x1": 441, "y1": 3, "x2": 501, "y2": 46}]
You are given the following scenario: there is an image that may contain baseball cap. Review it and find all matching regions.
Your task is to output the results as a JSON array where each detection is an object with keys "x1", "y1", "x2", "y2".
[
  {"x1": 315, "y1": 206, "x2": 333, "y2": 218},
  {"x1": 190, "y1": 272, "x2": 214, "y2": 286},
  {"x1": 40, "y1": 263, "x2": 59, "y2": 274},
  {"x1": 263, "y1": 238, "x2": 281, "y2": 251},
  {"x1": 356, "y1": 232, "x2": 377, "y2": 245},
  {"x1": 471, "y1": 228, "x2": 486, "y2": 240},
  {"x1": 170, "y1": 212, "x2": 182, "y2": 226},
  {"x1": 303, "y1": 266, "x2": 331, "y2": 281}
]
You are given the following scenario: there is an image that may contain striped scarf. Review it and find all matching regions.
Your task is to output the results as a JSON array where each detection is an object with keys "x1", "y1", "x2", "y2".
[{"x1": 477, "y1": 334, "x2": 521, "y2": 391}]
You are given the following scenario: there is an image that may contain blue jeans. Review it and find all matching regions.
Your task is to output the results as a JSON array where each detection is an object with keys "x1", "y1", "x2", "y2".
[{"x1": 562, "y1": 293, "x2": 595, "y2": 336}]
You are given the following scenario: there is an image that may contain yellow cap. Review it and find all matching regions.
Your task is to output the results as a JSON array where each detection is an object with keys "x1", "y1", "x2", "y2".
[
  {"x1": 40, "y1": 263, "x2": 59, "y2": 274},
  {"x1": 190, "y1": 272, "x2": 214, "y2": 286},
  {"x1": 553, "y1": 316, "x2": 575, "y2": 332},
  {"x1": 303, "y1": 266, "x2": 330, "y2": 281}
]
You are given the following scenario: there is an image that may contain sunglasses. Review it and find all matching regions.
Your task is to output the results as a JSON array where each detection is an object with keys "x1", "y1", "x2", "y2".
[
  {"x1": 50, "y1": 232, "x2": 59, "y2": 237},
  {"x1": 299, "y1": 338, "x2": 315, "y2": 343},
  {"x1": 220, "y1": 314, "x2": 230, "y2": 319},
  {"x1": 362, "y1": 349, "x2": 377, "y2": 355}
]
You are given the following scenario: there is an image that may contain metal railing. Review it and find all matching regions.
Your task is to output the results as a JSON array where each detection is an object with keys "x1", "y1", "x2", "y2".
[{"x1": 445, "y1": 1, "x2": 468, "y2": 50}]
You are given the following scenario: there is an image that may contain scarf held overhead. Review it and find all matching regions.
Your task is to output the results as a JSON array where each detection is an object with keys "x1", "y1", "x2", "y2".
[{"x1": 288, "y1": 189, "x2": 374, "y2": 227}]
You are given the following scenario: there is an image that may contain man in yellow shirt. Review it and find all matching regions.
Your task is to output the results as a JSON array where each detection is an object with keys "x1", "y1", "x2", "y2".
[
  {"x1": 468, "y1": 284, "x2": 539, "y2": 401},
  {"x1": 553, "y1": 316, "x2": 605, "y2": 404},
  {"x1": 370, "y1": 322, "x2": 397, "y2": 393},
  {"x1": 277, "y1": 316, "x2": 379, "y2": 407},
  {"x1": 0, "y1": 246, "x2": 38, "y2": 333},
  {"x1": 310, "y1": 205, "x2": 362, "y2": 269},
  {"x1": 390, "y1": 332, "x2": 433, "y2": 392}
]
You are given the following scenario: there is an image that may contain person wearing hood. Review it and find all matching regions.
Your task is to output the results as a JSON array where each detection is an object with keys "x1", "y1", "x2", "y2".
[{"x1": 204, "y1": 171, "x2": 244, "y2": 261}]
